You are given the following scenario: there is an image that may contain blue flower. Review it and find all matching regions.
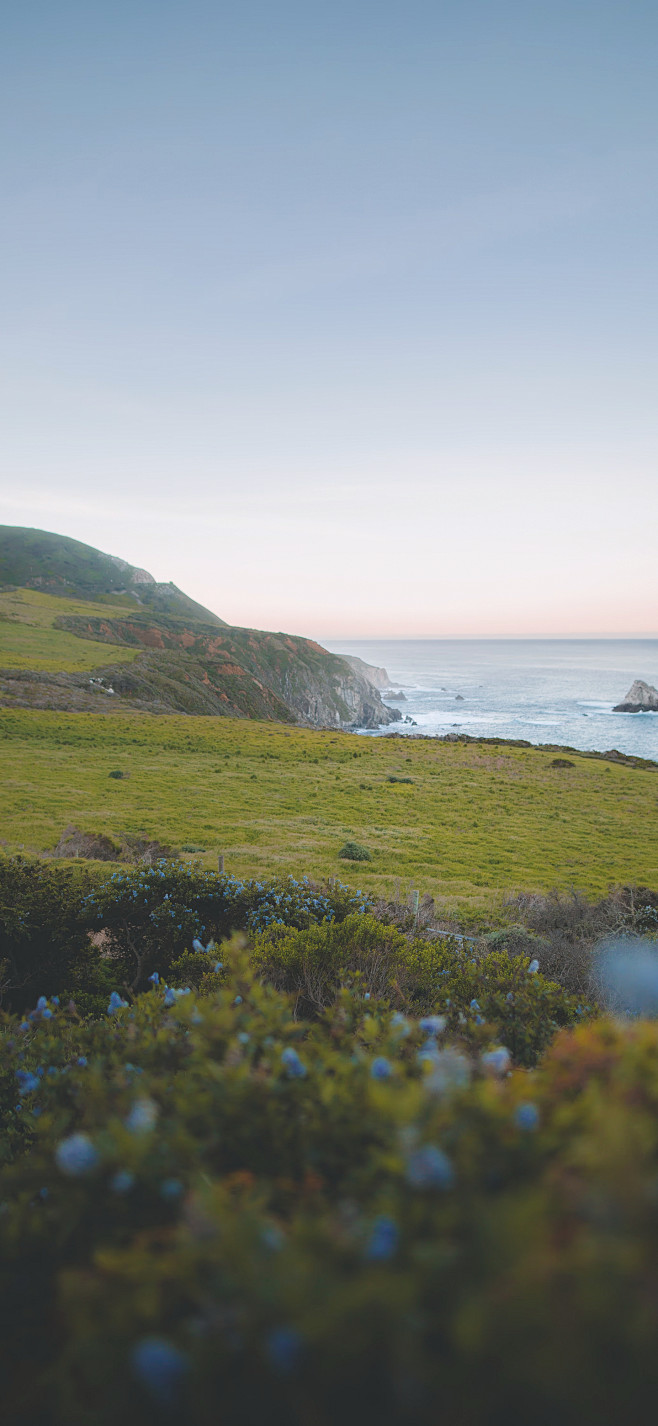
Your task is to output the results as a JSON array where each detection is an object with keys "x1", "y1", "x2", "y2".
[
  {"x1": 365, "y1": 1215, "x2": 399, "y2": 1261},
  {"x1": 370, "y1": 1056, "x2": 393, "y2": 1080},
  {"x1": 596, "y1": 940, "x2": 658, "y2": 1017},
  {"x1": 111, "y1": 1169, "x2": 135, "y2": 1194},
  {"x1": 160, "y1": 1178, "x2": 183, "y2": 1201},
  {"x1": 148, "y1": 972, "x2": 160, "y2": 986},
  {"x1": 515, "y1": 1102, "x2": 539, "y2": 1131},
  {"x1": 36, "y1": 996, "x2": 47, "y2": 1011},
  {"x1": 265, "y1": 1326, "x2": 302, "y2": 1375},
  {"x1": 481, "y1": 1047, "x2": 511, "y2": 1076},
  {"x1": 261, "y1": 1224, "x2": 284, "y2": 1251},
  {"x1": 192, "y1": 938, "x2": 205, "y2": 953},
  {"x1": 125, "y1": 1098, "x2": 158, "y2": 1133},
  {"x1": 16, "y1": 1071, "x2": 40, "y2": 1094},
  {"x1": 469, "y1": 999, "x2": 480, "y2": 1011},
  {"x1": 132, "y1": 1337, "x2": 189, "y2": 1405},
  {"x1": 163, "y1": 988, "x2": 177, "y2": 1007},
  {"x1": 76, "y1": 1056, "x2": 88, "y2": 1068},
  {"x1": 406, "y1": 1145, "x2": 454, "y2": 1190},
  {"x1": 281, "y1": 1047, "x2": 306, "y2": 1079},
  {"x1": 390, "y1": 1013, "x2": 410, "y2": 1037},
  {"x1": 108, "y1": 991, "x2": 127, "y2": 1015},
  {"x1": 420, "y1": 1015, "x2": 446, "y2": 1035},
  {"x1": 528, "y1": 959, "x2": 540, "y2": 974},
  {"x1": 233, "y1": 995, "x2": 242, "y2": 1005},
  {"x1": 55, "y1": 1133, "x2": 99, "y2": 1176}
]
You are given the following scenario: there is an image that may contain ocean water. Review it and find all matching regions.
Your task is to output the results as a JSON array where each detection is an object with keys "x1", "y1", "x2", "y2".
[{"x1": 323, "y1": 639, "x2": 658, "y2": 760}]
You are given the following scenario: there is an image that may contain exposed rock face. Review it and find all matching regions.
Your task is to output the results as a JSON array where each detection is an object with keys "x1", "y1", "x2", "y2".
[
  {"x1": 613, "y1": 679, "x2": 658, "y2": 713},
  {"x1": 2, "y1": 615, "x2": 400, "y2": 730},
  {"x1": 340, "y1": 655, "x2": 391, "y2": 690}
]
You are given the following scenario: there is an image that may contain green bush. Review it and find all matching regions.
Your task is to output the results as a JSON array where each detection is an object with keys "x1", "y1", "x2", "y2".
[
  {"x1": 0, "y1": 855, "x2": 112, "y2": 1014},
  {"x1": 252, "y1": 914, "x2": 584, "y2": 1062},
  {"x1": 79, "y1": 865, "x2": 373, "y2": 992},
  {"x1": 338, "y1": 841, "x2": 372, "y2": 861},
  {"x1": 0, "y1": 940, "x2": 655, "y2": 1426}
]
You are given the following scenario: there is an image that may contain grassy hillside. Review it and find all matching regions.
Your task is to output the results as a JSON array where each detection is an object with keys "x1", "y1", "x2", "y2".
[
  {"x1": 0, "y1": 524, "x2": 227, "y2": 624},
  {"x1": 2, "y1": 709, "x2": 656, "y2": 913},
  {"x1": 0, "y1": 588, "x2": 141, "y2": 672},
  {"x1": 0, "y1": 585, "x2": 396, "y2": 728}
]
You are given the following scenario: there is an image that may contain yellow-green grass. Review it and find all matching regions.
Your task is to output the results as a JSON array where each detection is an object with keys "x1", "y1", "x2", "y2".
[
  {"x1": 2, "y1": 709, "x2": 657, "y2": 917},
  {"x1": 0, "y1": 588, "x2": 139, "y2": 672}
]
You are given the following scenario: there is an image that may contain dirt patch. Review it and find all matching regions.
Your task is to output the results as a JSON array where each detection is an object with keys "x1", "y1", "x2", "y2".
[{"x1": 53, "y1": 825, "x2": 176, "y2": 864}]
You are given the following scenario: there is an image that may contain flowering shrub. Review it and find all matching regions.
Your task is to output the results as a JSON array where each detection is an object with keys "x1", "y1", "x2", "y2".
[
  {"x1": 78, "y1": 864, "x2": 372, "y2": 991},
  {"x1": 0, "y1": 939, "x2": 658, "y2": 1424},
  {"x1": 252, "y1": 914, "x2": 584, "y2": 1062},
  {"x1": 0, "y1": 858, "x2": 372, "y2": 1011}
]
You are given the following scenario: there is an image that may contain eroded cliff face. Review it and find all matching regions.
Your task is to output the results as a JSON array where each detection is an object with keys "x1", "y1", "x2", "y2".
[
  {"x1": 28, "y1": 614, "x2": 401, "y2": 729},
  {"x1": 340, "y1": 655, "x2": 391, "y2": 690}
]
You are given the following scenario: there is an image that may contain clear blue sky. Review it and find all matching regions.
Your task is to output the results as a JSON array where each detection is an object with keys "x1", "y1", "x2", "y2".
[{"x1": 1, "y1": 1, "x2": 656, "y2": 636}]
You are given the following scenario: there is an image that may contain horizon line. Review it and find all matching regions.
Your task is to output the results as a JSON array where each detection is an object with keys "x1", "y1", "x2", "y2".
[{"x1": 316, "y1": 633, "x2": 658, "y2": 643}]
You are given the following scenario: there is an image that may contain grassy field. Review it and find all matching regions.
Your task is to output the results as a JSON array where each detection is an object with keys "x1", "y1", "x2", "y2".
[
  {"x1": 2, "y1": 708, "x2": 657, "y2": 915},
  {"x1": 0, "y1": 588, "x2": 139, "y2": 671}
]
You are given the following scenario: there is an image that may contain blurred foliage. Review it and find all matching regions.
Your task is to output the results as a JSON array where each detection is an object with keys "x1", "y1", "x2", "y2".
[{"x1": 0, "y1": 935, "x2": 657, "y2": 1425}]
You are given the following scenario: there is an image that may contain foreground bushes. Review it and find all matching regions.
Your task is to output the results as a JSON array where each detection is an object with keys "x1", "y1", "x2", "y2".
[
  {"x1": 252, "y1": 914, "x2": 584, "y2": 1064},
  {"x1": 0, "y1": 857, "x2": 371, "y2": 1012},
  {"x1": 1, "y1": 940, "x2": 658, "y2": 1425}
]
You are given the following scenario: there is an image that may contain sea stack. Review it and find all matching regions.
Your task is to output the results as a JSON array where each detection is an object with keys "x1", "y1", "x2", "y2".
[{"x1": 613, "y1": 679, "x2": 658, "y2": 713}]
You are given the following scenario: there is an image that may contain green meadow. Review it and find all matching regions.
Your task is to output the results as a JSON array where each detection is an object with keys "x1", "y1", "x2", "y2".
[
  {"x1": 2, "y1": 708, "x2": 656, "y2": 915},
  {"x1": 0, "y1": 587, "x2": 139, "y2": 672}
]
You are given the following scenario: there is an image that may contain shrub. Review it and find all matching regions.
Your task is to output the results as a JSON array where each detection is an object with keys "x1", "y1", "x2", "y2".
[
  {"x1": 0, "y1": 855, "x2": 111, "y2": 1014},
  {"x1": 0, "y1": 943, "x2": 655, "y2": 1425},
  {"x1": 338, "y1": 841, "x2": 372, "y2": 861},
  {"x1": 252, "y1": 914, "x2": 584, "y2": 1062},
  {"x1": 506, "y1": 886, "x2": 658, "y2": 993},
  {"x1": 79, "y1": 864, "x2": 372, "y2": 992}
]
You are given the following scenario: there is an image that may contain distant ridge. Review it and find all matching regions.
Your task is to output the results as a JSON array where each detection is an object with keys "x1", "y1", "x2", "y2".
[{"x1": 0, "y1": 526, "x2": 227, "y2": 626}]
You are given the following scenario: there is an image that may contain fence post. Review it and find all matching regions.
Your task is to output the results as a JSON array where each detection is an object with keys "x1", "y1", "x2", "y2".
[{"x1": 218, "y1": 853, "x2": 225, "y2": 874}]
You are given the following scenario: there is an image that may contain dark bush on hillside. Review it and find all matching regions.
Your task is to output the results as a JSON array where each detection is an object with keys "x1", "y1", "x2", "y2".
[
  {"x1": 0, "y1": 855, "x2": 112, "y2": 1013},
  {"x1": 338, "y1": 841, "x2": 371, "y2": 861},
  {"x1": 0, "y1": 942, "x2": 654, "y2": 1426}
]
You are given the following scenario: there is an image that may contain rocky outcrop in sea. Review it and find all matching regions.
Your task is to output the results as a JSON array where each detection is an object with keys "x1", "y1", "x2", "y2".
[{"x1": 613, "y1": 679, "x2": 658, "y2": 713}]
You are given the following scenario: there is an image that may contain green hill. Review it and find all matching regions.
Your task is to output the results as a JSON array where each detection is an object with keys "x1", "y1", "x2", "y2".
[
  {"x1": 0, "y1": 528, "x2": 398, "y2": 730},
  {"x1": 0, "y1": 525, "x2": 227, "y2": 625}
]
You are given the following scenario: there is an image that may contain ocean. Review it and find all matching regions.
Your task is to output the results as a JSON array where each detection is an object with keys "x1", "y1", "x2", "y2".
[{"x1": 322, "y1": 639, "x2": 658, "y2": 760}]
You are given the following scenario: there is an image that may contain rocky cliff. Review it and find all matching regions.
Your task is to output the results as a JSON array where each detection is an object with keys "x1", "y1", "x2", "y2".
[
  {"x1": 2, "y1": 610, "x2": 400, "y2": 729},
  {"x1": 613, "y1": 679, "x2": 658, "y2": 713},
  {"x1": 340, "y1": 654, "x2": 391, "y2": 690},
  {"x1": 0, "y1": 527, "x2": 401, "y2": 729}
]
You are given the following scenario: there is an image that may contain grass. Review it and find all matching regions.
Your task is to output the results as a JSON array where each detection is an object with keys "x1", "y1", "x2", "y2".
[
  {"x1": 0, "y1": 588, "x2": 139, "y2": 672},
  {"x1": 2, "y1": 708, "x2": 657, "y2": 915}
]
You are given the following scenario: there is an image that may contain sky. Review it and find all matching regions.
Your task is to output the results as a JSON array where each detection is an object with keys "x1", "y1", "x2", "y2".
[{"x1": 1, "y1": 0, "x2": 657, "y2": 638}]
